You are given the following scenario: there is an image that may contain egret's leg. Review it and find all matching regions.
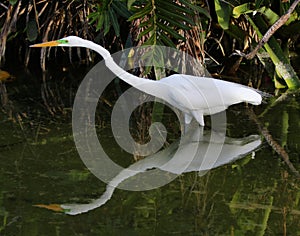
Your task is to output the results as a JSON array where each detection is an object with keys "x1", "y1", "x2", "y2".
[
  {"x1": 192, "y1": 111, "x2": 205, "y2": 126},
  {"x1": 183, "y1": 113, "x2": 193, "y2": 134},
  {"x1": 184, "y1": 113, "x2": 193, "y2": 124}
]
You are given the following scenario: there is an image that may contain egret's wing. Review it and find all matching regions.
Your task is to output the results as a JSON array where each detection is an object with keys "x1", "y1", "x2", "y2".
[
  {"x1": 161, "y1": 74, "x2": 228, "y2": 111},
  {"x1": 162, "y1": 74, "x2": 262, "y2": 110}
]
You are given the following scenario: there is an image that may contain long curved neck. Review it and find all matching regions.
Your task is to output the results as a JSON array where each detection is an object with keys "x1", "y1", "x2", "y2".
[{"x1": 86, "y1": 41, "x2": 163, "y2": 97}]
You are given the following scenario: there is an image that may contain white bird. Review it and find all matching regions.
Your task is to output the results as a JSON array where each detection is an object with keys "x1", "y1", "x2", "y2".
[
  {"x1": 60, "y1": 124, "x2": 261, "y2": 215},
  {"x1": 31, "y1": 36, "x2": 262, "y2": 126}
]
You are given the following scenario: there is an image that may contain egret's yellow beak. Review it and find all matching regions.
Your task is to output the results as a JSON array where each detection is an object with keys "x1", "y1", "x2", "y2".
[{"x1": 30, "y1": 41, "x2": 60, "y2": 47}]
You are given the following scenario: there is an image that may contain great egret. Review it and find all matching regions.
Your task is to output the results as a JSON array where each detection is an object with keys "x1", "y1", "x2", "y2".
[{"x1": 31, "y1": 36, "x2": 262, "y2": 126}]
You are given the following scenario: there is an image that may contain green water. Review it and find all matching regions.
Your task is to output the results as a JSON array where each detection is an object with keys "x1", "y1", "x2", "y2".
[{"x1": 0, "y1": 65, "x2": 299, "y2": 235}]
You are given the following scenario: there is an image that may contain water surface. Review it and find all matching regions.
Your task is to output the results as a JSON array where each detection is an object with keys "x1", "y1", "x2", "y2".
[{"x1": 0, "y1": 65, "x2": 299, "y2": 235}]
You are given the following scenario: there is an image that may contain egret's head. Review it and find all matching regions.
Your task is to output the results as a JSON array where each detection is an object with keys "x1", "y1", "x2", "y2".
[{"x1": 30, "y1": 36, "x2": 86, "y2": 48}]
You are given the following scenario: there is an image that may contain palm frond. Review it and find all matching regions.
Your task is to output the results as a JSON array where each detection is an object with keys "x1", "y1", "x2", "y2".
[{"x1": 129, "y1": 0, "x2": 209, "y2": 47}]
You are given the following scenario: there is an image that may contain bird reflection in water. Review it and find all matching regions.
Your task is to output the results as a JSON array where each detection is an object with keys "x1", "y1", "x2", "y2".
[{"x1": 61, "y1": 122, "x2": 261, "y2": 215}]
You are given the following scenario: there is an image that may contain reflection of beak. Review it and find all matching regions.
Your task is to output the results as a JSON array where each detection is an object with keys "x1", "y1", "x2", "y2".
[{"x1": 30, "y1": 41, "x2": 59, "y2": 47}]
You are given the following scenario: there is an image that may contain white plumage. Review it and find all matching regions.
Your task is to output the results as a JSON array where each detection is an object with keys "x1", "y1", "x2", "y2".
[{"x1": 31, "y1": 36, "x2": 262, "y2": 126}]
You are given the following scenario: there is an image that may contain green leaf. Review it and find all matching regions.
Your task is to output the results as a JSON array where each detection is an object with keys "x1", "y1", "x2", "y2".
[
  {"x1": 214, "y1": 0, "x2": 232, "y2": 30},
  {"x1": 9, "y1": 0, "x2": 18, "y2": 5},
  {"x1": 127, "y1": 0, "x2": 136, "y2": 10},
  {"x1": 255, "y1": 0, "x2": 264, "y2": 9},
  {"x1": 96, "y1": 13, "x2": 105, "y2": 31},
  {"x1": 109, "y1": 8, "x2": 120, "y2": 36},
  {"x1": 257, "y1": 7, "x2": 279, "y2": 25},
  {"x1": 179, "y1": 0, "x2": 211, "y2": 19},
  {"x1": 157, "y1": 7, "x2": 195, "y2": 26},
  {"x1": 157, "y1": 0, "x2": 194, "y2": 16},
  {"x1": 128, "y1": 2, "x2": 153, "y2": 21},
  {"x1": 232, "y1": 4, "x2": 280, "y2": 26},
  {"x1": 112, "y1": 1, "x2": 132, "y2": 18},
  {"x1": 156, "y1": 13, "x2": 191, "y2": 30},
  {"x1": 144, "y1": 33, "x2": 156, "y2": 45},
  {"x1": 226, "y1": 24, "x2": 247, "y2": 44},
  {"x1": 26, "y1": 20, "x2": 38, "y2": 42},
  {"x1": 139, "y1": 17, "x2": 154, "y2": 28},
  {"x1": 232, "y1": 3, "x2": 253, "y2": 18},
  {"x1": 157, "y1": 22, "x2": 185, "y2": 41},
  {"x1": 138, "y1": 25, "x2": 155, "y2": 39},
  {"x1": 159, "y1": 33, "x2": 176, "y2": 48},
  {"x1": 141, "y1": 46, "x2": 164, "y2": 69},
  {"x1": 128, "y1": 0, "x2": 206, "y2": 47},
  {"x1": 88, "y1": 12, "x2": 98, "y2": 25},
  {"x1": 103, "y1": 11, "x2": 110, "y2": 35}
]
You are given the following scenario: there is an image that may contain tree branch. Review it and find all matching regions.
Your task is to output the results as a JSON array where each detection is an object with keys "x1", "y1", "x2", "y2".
[
  {"x1": 248, "y1": 109, "x2": 300, "y2": 179},
  {"x1": 245, "y1": 0, "x2": 300, "y2": 60}
]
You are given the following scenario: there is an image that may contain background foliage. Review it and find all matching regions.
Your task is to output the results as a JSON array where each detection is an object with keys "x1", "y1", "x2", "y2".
[{"x1": 0, "y1": 0, "x2": 300, "y2": 88}]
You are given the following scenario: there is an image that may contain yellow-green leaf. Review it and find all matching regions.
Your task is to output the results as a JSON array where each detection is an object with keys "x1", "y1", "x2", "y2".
[{"x1": 214, "y1": 0, "x2": 232, "y2": 30}]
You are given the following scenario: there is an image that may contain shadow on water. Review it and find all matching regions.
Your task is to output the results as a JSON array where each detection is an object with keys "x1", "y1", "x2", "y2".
[{"x1": 0, "y1": 65, "x2": 300, "y2": 235}]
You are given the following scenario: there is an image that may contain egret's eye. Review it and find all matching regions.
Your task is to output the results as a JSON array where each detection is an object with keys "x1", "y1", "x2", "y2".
[{"x1": 57, "y1": 39, "x2": 69, "y2": 44}]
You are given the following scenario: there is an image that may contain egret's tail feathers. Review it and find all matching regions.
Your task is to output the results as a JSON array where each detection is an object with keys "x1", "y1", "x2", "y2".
[{"x1": 255, "y1": 90, "x2": 273, "y2": 103}]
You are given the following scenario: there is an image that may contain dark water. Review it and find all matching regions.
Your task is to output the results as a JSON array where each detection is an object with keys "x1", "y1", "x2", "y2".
[{"x1": 0, "y1": 64, "x2": 300, "y2": 236}]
